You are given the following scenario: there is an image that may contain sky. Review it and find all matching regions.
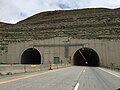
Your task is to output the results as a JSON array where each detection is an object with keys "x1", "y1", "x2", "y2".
[{"x1": 0, "y1": 0, "x2": 120, "y2": 24}]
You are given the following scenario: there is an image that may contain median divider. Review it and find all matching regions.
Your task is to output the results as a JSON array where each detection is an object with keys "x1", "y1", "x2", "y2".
[
  {"x1": 0, "y1": 65, "x2": 25, "y2": 75},
  {"x1": 0, "y1": 64, "x2": 71, "y2": 75},
  {"x1": 24, "y1": 65, "x2": 40, "y2": 72}
]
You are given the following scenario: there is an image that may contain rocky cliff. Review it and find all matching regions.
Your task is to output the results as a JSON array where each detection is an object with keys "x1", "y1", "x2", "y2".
[{"x1": 0, "y1": 8, "x2": 120, "y2": 53}]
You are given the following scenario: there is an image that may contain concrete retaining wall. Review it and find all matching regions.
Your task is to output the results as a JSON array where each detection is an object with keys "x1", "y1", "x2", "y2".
[
  {"x1": 5, "y1": 38, "x2": 120, "y2": 68},
  {"x1": 0, "y1": 37, "x2": 120, "y2": 69}
]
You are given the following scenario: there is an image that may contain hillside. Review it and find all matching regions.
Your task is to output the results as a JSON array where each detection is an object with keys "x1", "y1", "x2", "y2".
[{"x1": 0, "y1": 8, "x2": 120, "y2": 53}]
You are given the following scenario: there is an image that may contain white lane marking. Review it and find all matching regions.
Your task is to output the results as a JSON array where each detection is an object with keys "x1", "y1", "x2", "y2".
[
  {"x1": 98, "y1": 67, "x2": 120, "y2": 78},
  {"x1": 74, "y1": 83, "x2": 80, "y2": 90},
  {"x1": 83, "y1": 67, "x2": 86, "y2": 72},
  {"x1": 83, "y1": 69, "x2": 85, "y2": 72}
]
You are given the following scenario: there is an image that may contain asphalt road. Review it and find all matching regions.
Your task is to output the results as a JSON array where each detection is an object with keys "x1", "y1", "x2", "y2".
[{"x1": 0, "y1": 66, "x2": 120, "y2": 90}]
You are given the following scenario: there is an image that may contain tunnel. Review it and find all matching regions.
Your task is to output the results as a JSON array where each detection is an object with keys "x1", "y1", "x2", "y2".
[
  {"x1": 21, "y1": 48, "x2": 41, "y2": 64},
  {"x1": 73, "y1": 47, "x2": 99, "y2": 66}
]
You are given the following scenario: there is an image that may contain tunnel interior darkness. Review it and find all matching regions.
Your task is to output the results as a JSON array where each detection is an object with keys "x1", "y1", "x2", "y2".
[
  {"x1": 21, "y1": 48, "x2": 41, "y2": 64},
  {"x1": 73, "y1": 48, "x2": 99, "y2": 66}
]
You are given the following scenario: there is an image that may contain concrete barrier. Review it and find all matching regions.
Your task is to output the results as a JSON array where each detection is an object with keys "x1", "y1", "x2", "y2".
[
  {"x1": 25, "y1": 65, "x2": 40, "y2": 72},
  {"x1": 0, "y1": 65, "x2": 24, "y2": 75},
  {"x1": 0, "y1": 64, "x2": 71, "y2": 75}
]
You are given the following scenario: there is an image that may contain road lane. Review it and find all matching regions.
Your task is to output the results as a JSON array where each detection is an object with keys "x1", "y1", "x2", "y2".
[
  {"x1": 78, "y1": 67, "x2": 120, "y2": 90},
  {"x1": 0, "y1": 66, "x2": 84, "y2": 90},
  {"x1": 98, "y1": 67, "x2": 120, "y2": 78},
  {"x1": 0, "y1": 66, "x2": 120, "y2": 90}
]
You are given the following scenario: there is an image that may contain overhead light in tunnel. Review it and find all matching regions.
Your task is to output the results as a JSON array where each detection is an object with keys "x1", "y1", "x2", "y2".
[
  {"x1": 85, "y1": 61, "x2": 88, "y2": 64},
  {"x1": 79, "y1": 50, "x2": 87, "y2": 62}
]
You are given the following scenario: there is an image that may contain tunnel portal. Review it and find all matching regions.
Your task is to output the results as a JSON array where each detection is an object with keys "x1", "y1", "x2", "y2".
[
  {"x1": 73, "y1": 48, "x2": 99, "y2": 66},
  {"x1": 21, "y1": 48, "x2": 41, "y2": 64}
]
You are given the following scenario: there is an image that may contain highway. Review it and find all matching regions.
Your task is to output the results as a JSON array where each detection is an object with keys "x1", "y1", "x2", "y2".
[{"x1": 0, "y1": 66, "x2": 120, "y2": 90}]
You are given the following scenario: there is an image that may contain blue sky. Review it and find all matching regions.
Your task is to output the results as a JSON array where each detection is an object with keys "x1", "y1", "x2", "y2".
[{"x1": 0, "y1": 0, "x2": 120, "y2": 24}]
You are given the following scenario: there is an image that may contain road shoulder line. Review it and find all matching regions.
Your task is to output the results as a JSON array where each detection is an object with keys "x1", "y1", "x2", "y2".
[{"x1": 98, "y1": 67, "x2": 120, "y2": 78}]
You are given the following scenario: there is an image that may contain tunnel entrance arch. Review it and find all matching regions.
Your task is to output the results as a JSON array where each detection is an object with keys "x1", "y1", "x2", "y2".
[
  {"x1": 21, "y1": 48, "x2": 41, "y2": 64},
  {"x1": 73, "y1": 47, "x2": 99, "y2": 66}
]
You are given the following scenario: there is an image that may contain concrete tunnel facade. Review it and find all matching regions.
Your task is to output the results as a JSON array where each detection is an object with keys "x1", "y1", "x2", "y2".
[{"x1": 0, "y1": 37, "x2": 120, "y2": 67}]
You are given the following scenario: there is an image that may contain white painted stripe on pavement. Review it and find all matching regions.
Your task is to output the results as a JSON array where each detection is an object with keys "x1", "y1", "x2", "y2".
[
  {"x1": 98, "y1": 67, "x2": 120, "y2": 78},
  {"x1": 74, "y1": 83, "x2": 80, "y2": 90},
  {"x1": 83, "y1": 67, "x2": 86, "y2": 73},
  {"x1": 83, "y1": 69, "x2": 85, "y2": 72}
]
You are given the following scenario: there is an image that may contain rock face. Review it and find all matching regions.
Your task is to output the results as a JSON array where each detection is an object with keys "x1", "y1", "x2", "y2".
[{"x1": 0, "y1": 8, "x2": 120, "y2": 53}]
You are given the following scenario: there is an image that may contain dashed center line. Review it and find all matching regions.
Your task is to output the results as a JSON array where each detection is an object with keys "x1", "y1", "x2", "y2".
[
  {"x1": 83, "y1": 69, "x2": 86, "y2": 72},
  {"x1": 83, "y1": 67, "x2": 86, "y2": 73},
  {"x1": 73, "y1": 67, "x2": 86, "y2": 90},
  {"x1": 74, "y1": 83, "x2": 80, "y2": 90}
]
